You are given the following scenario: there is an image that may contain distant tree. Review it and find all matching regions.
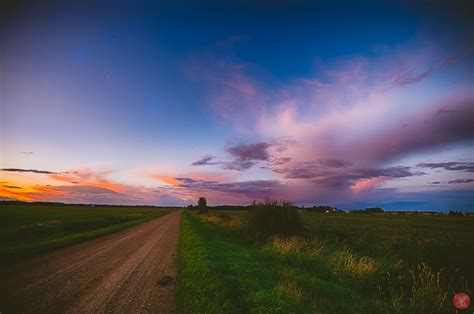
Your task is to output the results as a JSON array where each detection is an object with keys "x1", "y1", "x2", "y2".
[
  {"x1": 198, "y1": 197, "x2": 207, "y2": 208},
  {"x1": 364, "y1": 207, "x2": 384, "y2": 213},
  {"x1": 186, "y1": 204, "x2": 194, "y2": 210},
  {"x1": 308, "y1": 205, "x2": 336, "y2": 213},
  {"x1": 197, "y1": 197, "x2": 208, "y2": 214}
]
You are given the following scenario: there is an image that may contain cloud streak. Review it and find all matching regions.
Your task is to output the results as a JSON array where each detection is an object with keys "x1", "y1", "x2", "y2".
[
  {"x1": 418, "y1": 162, "x2": 474, "y2": 173},
  {"x1": 1, "y1": 168, "x2": 57, "y2": 174},
  {"x1": 192, "y1": 142, "x2": 277, "y2": 171},
  {"x1": 448, "y1": 179, "x2": 474, "y2": 184},
  {"x1": 174, "y1": 177, "x2": 283, "y2": 199}
]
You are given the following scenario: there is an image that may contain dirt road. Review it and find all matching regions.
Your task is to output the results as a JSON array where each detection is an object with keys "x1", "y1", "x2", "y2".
[{"x1": 0, "y1": 210, "x2": 182, "y2": 314}]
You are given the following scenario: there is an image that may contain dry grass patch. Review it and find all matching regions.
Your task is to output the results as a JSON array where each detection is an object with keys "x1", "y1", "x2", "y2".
[
  {"x1": 334, "y1": 250, "x2": 378, "y2": 278},
  {"x1": 270, "y1": 236, "x2": 308, "y2": 254},
  {"x1": 277, "y1": 280, "x2": 304, "y2": 302},
  {"x1": 409, "y1": 263, "x2": 447, "y2": 313}
]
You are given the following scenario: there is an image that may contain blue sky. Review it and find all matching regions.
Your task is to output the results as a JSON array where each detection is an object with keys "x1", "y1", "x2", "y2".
[{"x1": 1, "y1": 0, "x2": 473, "y2": 210}]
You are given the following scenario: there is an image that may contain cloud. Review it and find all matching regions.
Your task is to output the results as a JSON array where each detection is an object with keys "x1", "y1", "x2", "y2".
[
  {"x1": 271, "y1": 157, "x2": 292, "y2": 165},
  {"x1": 341, "y1": 98, "x2": 474, "y2": 163},
  {"x1": 275, "y1": 163, "x2": 418, "y2": 187},
  {"x1": 49, "y1": 168, "x2": 126, "y2": 193},
  {"x1": 318, "y1": 159, "x2": 353, "y2": 168},
  {"x1": 389, "y1": 47, "x2": 474, "y2": 88},
  {"x1": 191, "y1": 155, "x2": 257, "y2": 171},
  {"x1": 1, "y1": 168, "x2": 57, "y2": 174},
  {"x1": 312, "y1": 166, "x2": 417, "y2": 187},
  {"x1": 0, "y1": 174, "x2": 190, "y2": 206},
  {"x1": 221, "y1": 160, "x2": 257, "y2": 171},
  {"x1": 225, "y1": 142, "x2": 271, "y2": 161},
  {"x1": 191, "y1": 155, "x2": 218, "y2": 166},
  {"x1": 417, "y1": 162, "x2": 474, "y2": 173},
  {"x1": 148, "y1": 175, "x2": 182, "y2": 186},
  {"x1": 391, "y1": 68, "x2": 434, "y2": 87},
  {"x1": 183, "y1": 41, "x2": 473, "y2": 206},
  {"x1": 448, "y1": 179, "x2": 474, "y2": 184},
  {"x1": 192, "y1": 141, "x2": 277, "y2": 171},
  {"x1": 2, "y1": 185, "x2": 22, "y2": 189},
  {"x1": 185, "y1": 52, "x2": 266, "y2": 131},
  {"x1": 220, "y1": 142, "x2": 271, "y2": 171},
  {"x1": 19, "y1": 151, "x2": 34, "y2": 155},
  {"x1": 433, "y1": 108, "x2": 456, "y2": 117},
  {"x1": 53, "y1": 185, "x2": 119, "y2": 195},
  {"x1": 174, "y1": 177, "x2": 283, "y2": 198}
]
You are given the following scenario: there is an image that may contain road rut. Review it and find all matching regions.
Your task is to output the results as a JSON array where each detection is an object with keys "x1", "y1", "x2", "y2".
[{"x1": 0, "y1": 210, "x2": 182, "y2": 313}]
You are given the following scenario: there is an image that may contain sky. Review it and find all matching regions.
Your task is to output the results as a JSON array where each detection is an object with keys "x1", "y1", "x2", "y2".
[{"x1": 0, "y1": 0, "x2": 473, "y2": 210}]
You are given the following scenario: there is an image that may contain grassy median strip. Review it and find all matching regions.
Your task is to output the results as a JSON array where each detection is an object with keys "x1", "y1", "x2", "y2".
[
  {"x1": 176, "y1": 211, "x2": 376, "y2": 313},
  {"x1": 0, "y1": 203, "x2": 172, "y2": 264}
]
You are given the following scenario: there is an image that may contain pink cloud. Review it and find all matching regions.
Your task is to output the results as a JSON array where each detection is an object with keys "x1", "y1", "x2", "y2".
[{"x1": 185, "y1": 40, "x2": 473, "y2": 206}]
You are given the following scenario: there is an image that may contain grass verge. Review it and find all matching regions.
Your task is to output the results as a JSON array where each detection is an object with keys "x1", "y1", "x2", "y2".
[
  {"x1": 176, "y1": 211, "x2": 377, "y2": 313},
  {"x1": 0, "y1": 203, "x2": 171, "y2": 264}
]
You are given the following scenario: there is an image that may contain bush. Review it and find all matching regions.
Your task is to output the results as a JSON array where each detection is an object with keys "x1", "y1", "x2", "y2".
[
  {"x1": 246, "y1": 201, "x2": 304, "y2": 242},
  {"x1": 364, "y1": 207, "x2": 384, "y2": 213}
]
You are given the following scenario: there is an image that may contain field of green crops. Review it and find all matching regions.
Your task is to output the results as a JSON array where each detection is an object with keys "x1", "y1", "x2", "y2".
[
  {"x1": 176, "y1": 210, "x2": 474, "y2": 313},
  {"x1": 0, "y1": 202, "x2": 171, "y2": 264}
]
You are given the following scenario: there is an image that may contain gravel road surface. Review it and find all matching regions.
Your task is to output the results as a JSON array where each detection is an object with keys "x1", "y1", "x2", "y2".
[{"x1": 0, "y1": 210, "x2": 182, "y2": 313}]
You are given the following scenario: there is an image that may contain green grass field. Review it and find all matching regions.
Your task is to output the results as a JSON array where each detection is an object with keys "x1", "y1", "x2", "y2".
[
  {"x1": 176, "y1": 210, "x2": 474, "y2": 313},
  {"x1": 0, "y1": 203, "x2": 172, "y2": 264}
]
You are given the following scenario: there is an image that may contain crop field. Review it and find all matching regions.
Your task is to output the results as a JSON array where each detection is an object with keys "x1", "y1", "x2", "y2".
[
  {"x1": 176, "y1": 209, "x2": 474, "y2": 313},
  {"x1": 0, "y1": 203, "x2": 172, "y2": 264}
]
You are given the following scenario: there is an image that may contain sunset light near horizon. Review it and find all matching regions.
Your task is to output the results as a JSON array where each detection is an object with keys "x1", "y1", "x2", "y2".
[{"x1": 1, "y1": 1, "x2": 473, "y2": 210}]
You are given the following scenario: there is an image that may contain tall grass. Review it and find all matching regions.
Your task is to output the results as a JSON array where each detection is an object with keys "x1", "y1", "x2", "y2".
[
  {"x1": 177, "y1": 211, "x2": 376, "y2": 313},
  {"x1": 190, "y1": 209, "x2": 473, "y2": 313},
  {"x1": 378, "y1": 264, "x2": 449, "y2": 313}
]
